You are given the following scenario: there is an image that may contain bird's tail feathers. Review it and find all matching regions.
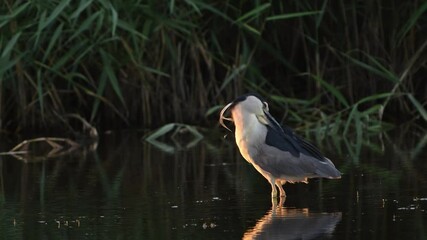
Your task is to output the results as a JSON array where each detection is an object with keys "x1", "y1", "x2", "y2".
[{"x1": 315, "y1": 158, "x2": 341, "y2": 179}]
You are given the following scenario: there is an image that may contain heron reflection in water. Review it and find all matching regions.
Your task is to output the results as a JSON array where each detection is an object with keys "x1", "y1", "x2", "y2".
[{"x1": 243, "y1": 204, "x2": 342, "y2": 240}]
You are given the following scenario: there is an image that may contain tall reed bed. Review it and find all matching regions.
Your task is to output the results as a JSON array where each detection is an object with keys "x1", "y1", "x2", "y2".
[{"x1": 0, "y1": 0, "x2": 425, "y2": 133}]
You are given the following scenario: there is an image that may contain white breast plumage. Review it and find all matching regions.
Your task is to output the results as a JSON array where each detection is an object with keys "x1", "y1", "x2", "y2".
[{"x1": 232, "y1": 106, "x2": 266, "y2": 164}]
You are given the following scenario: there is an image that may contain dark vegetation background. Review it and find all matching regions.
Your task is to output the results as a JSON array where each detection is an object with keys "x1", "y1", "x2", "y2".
[{"x1": 1, "y1": 0, "x2": 426, "y2": 134}]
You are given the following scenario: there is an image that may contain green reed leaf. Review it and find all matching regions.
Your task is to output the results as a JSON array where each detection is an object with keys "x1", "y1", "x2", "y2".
[
  {"x1": 0, "y1": 2, "x2": 30, "y2": 28},
  {"x1": 1, "y1": 32, "x2": 21, "y2": 58},
  {"x1": 68, "y1": 11, "x2": 102, "y2": 43},
  {"x1": 43, "y1": 23, "x2": 63, "y2": 62},
  {"x1": 219, "y1": 64, "x2": 247, "y2": 93},
  {"x1": 70, "y1": 0, "x2": 94, "y2": 19},
  {"x1": 236, "y1": 3, "x2": 271, "y2": 23},
  {"x1": 90, "y1": 71, "x2": 107, "y2": 121},
  {"x1": 100, "y1": 49, "x2": 126, "y2": 106},
  {"x1": 311, "y1": 75, "x2": 349, "y2": 107},
  {"x1": 242, "y1": 23, "x2": 261, "y2": 35},
  {"x1": 266, "y1": 11, "x2": 320, "y2": 21},
  {"x1": 270, "y1": 95, "x2": 311, "y2": 105},
  {"x1": 109, "y1": 3, "x2": 118, "y2": 36},
  {"x1": 205, "y1": 105, "x2": 224, "y2": 117},
  {"x1": 342, "y1": 52, "x2": 398, "y2": 83},
  {"x1": 146, "y1": 123, "x2": 177, "y2": 141},
  {"x1": 344, "y1": 105, "x2": 358, "y2": 136},
  {"x1": 354, "y1": 110, "x2": 362, "y2": 158},
  {"x1": 398, "y1": 1, "x2": 427, "y2": 44},
  {"x1": 407, "y1": 93, "x2": 427, "y2": 122},
  {"x1": 117, "y1": 20, "x2": 148, "y2": 40},
  {"x1": 356, "y1": 92, "x2": 392, "y2": 105},
  {"x1": 42, "y1": 0, "x2": 71, "y2": 30},
  {"x1": 37, "y1": 69, "x2": 44, "y2": 118}
]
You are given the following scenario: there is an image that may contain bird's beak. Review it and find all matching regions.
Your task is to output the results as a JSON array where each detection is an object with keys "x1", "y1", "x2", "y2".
[
  {"x1": 219, "y1": 102, "x2": 234, "y2": 132},
  {"x1": 258, "y1": 109, "x2": 283, "y2": 132},
  {"x1": 257, "y1": 112, "x2": 269, "y2": 125}
]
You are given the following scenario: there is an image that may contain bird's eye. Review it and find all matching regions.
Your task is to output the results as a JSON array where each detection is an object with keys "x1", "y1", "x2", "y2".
[{"x1": 263, "y1": 102, "x2": 269, "y2": 111}]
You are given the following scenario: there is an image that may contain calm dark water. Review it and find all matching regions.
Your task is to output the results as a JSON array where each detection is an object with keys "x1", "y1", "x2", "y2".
[{"x1": 0, "y1": 129, "x2": 426, "y2": 239}]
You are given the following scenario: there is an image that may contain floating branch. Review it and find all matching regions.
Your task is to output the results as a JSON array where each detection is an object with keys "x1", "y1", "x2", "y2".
[{"x1": 0, "y1": 137, "x2": 81, "y2": 162}]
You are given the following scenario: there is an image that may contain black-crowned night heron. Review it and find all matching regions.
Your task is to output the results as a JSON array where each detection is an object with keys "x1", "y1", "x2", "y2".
[{"x1": 219, "y1": 94, "x2": 341, "y2": 198}]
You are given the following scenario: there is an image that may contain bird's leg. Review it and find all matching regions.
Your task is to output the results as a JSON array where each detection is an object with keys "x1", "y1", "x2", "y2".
[
  {"x1": 270, "y1": 184, "x2": 277, "y2": 198},
  {"x1": 269, "y1": 177, "x2": 277, "y2": 198},
  {"x1": 271, "y1": 197, "x2": 278, "y2": 208},
  {"x1": 278, "y1": 196, "x2": 286, "y2": 207},
  {"x1": 275, "y1": 180, "x2": 286, "y2": 198},
  {"x1": 272, "y1": 195, "x2": 286, "y2": 208}
]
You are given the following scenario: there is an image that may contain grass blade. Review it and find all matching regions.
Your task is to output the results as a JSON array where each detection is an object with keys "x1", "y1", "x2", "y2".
[
  {"x1": 407, "y1": 93, "x2": 427, "y2": 122},
  {"x1": 354, "y1": 109, "x2": 363, "y2": 158},
  {"x1": 266, "y1": 11, "x2": 320, "y2": 21},
  {"x1": 42, "y1": 0, "x2": 71, "y2": 30},
  {"x1": 37, "y1": 70, "x2": 44, "y2": 118},
  {"x1": 146, "y1": 123, "x2": 176, "y2": 141},
  {"x1": 343, "y1": 105, "x2": 358, "y2": 136},
  {"x1": 315, "y1": 0, "x2": 328, "y2": 28},
  {"x1": 117, "y1": 20, "x2": 148, "y2": 40},
  {"x1": 356, "y1": 92, "x2": 392, "y2": 105},
  {"x1": 109, "y1": 2, "x2": 118, "y2": 36},
  {"x1": 0, "y1": 2, "x2": 31, "y2": 28},
  {"x1": 218, "y1": 64, "x2": 247, "y2": 93},
  {"x1": 100, "y1": 49, "x2": 126, "y2": 106},
  {"x1": 398, "y1": 1, "x2": 427, "y2": 43},
  {"x1": 311, "y1": 75, "x2": 349, "y2": 107},
  {"x1": 270, "y1": 95, "x2": 311, "y2": 105},
  {"x1": 43, "y1": 23, "x2": 63, "y2": 62},
  {"x1": 242, "y1": 23, "x2": 261, "y2": 35},
  {"x1": 342, "y1": 52, "x2": 398, "y2": 83},
  {"x1": 0, "y1": 53, "x2": 23, "y2": 80},
  {"x1": 90, "y1": 71, "x2": 107, "y2": 121},
  {"x1": 205, "y1": 105, "x2": 224, "y2": 117},
  {"x1": 70, "y1": 0, "x2": 94, "y2": 19},
  {"x1": 236, "y1": 3, "x2": 271, "y2": 23},
  {"x1": 68, "y1": 11, "x2": 102, "y2": 43},
  {"x1": 1, "y1": 32, "x2": 21, "y2": 58}
]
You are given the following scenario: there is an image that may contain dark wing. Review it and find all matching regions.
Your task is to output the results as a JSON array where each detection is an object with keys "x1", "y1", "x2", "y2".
[
  {"x1": 263, "y1": 112, "x2": 326, "y2": 162},
  {"x1": 281, "y1": 125, "x2": 327, "y2": 162},
  {"x1": 264, "y1": 124, "x2": 301, "y2": 158},
  {"x1": 258, "y1": 111, "x2": 341, "y2": 179},
  {"x1": 259, "y1": 124, "x2": 341, "y2": 179}
]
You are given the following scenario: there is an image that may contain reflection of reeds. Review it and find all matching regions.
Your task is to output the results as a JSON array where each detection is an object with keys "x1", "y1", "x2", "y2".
[
  {"x1": 145, "y1": 123, "x2": 203, "y2": 153},
  {"x1": 0, "y1": 133, "x2": 235, "y2": 238},
  {"x1": 0, "y1": 1, "x2": 425, "y2": 131}
]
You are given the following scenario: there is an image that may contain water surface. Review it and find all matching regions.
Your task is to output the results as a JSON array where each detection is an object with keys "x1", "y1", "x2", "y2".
[{"x1": 0, "y1": 129, "x2": 426, "y2": 239}]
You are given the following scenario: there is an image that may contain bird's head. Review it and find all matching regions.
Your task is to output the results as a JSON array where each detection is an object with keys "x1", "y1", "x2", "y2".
[{"x1": 219, "y1": 94, "x2": 281, "y2": 132}]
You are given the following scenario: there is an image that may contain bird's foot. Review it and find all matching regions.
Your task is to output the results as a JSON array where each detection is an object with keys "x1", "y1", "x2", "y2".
[{"x1": 272, "y1": 195, "x2": 286, "y2": 208}]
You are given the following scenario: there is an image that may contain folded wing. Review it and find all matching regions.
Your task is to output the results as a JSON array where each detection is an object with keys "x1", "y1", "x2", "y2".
[{"x1": 256, "y1": 121, "x2": 341, "y2": 180}]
